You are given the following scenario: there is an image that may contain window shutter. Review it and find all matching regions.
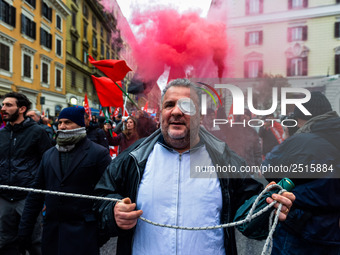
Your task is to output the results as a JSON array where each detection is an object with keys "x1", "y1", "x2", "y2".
[
  {"x1": 303, "y1": 0, "x2": 308, "y2": 8},
  {"x1": 32, "y1": 21, "x2": 36, "y2": 39},
  {"x1": 335, "y1": 55, "x2": 340, "y2": 74},
  {"x1": 48, "y1": 7, "x2": 52, "y2": 22},
  {"x1": 21, "y1": 14, "x2": 25, "y2": 34},
  {"x1": 49, "y1": 33, "x2": 52, "y2": 49},
  {"x1": 9, "y1": 6, "x2": 16, "y2": 27},
  {"x1": 335, "y1": 22, "x2": 340, "y2": 38},
  {"x1": 40, "y1": 28, "x2": 43, "y2": 45},
  {"x1": 288, "y1": 0, "x2": 292, "y2": 9},
  {"x1": 302, "y1": 57, "x2": 308, "y2": 76},
  {"x1": 259, "y1": 0, "x2": 264, "y2": 13},
  {"x1": 287, "y1": 58, "x2": 291, "y2": 76},
  {"x1": 287, "y1": 27, "x2": 292, "y2": 42},
  {"x1": 259, "y1": 60, "x2": 263, "y2": 77},
  {"x1": 244, "y1": 61, "x2": 248, "y2": 78},
  {"x1": 259, "y1": 31, "x2": 263, "y2": 45},
  {"x1": 245, "y1": 32, "x2": 249, "y2": 46},
  {"x1": 245, "y1": 0, "x2": 250, "y2": 15},
  {"x1": 32, "y1": 0, "x2": 36, "y2": 8},
  {"x1": 302, "y1": 26, "x2": 308, "y2": 41}
]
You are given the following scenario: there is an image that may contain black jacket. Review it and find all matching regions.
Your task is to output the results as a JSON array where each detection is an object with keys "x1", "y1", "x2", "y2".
[
  {"x1": 94, "y1": 128, "x2": 264, "y2": 255},
  {"x1": 0, "y1": 118, "x2": 52, "y2": 201},
  {"x1": 86, "y1": 124, "x2": 109, "y2": 150},
  {"x1": 19, "y1": 138, "x2": 112, "y2": 255}
]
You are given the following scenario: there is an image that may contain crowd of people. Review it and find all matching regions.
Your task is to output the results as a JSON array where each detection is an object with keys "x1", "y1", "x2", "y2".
[{"x1": 0, "y1": 79, "x2": 338, "y2": 255}]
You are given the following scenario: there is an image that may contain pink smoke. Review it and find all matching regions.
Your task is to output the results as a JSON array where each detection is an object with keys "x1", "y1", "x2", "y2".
[{"x1": 100, "y1": 1, "x2": 228, "y2": 82}]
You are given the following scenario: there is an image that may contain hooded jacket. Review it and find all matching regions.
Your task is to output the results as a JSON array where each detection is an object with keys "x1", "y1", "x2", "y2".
[
  {"x1": 0, "y1": 118, "x2": 52, "y2": 201},
  {"x1": 94, "y1": 128, "x2": 264, "y2": 255}
]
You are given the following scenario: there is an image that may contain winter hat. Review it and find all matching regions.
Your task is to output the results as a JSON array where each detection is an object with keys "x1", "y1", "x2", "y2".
[
  {"x1": 58, "y1": 107, "x2": 85, "y2": 127},
  {"x1": 294, "y1": 91, "x2": 332, "y2": 120}
]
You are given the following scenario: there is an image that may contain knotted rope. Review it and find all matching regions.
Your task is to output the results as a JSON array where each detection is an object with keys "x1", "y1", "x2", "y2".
[{"x1": 0, "y1": 184, "x2": 285, "y2": 255}]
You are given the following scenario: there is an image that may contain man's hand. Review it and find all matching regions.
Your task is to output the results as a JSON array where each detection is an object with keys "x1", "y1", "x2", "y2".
[
  {"x1": 265, "y1": 181, "x2": 296, "y2": 221},
  {"x1": 114, "y1": 197, "x2": 143, "y2": 230}
]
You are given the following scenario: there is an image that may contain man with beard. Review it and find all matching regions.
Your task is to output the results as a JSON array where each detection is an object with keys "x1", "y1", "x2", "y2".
[
  {"x1": 94, "y1": 78, "x2": 295, "y2": 255},
  {"x1": 0, "y1": 92, "x2": 52, "y2": 254}
]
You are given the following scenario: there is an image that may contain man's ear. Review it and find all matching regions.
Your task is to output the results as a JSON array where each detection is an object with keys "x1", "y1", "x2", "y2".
[{"x1": 19, "y1": 106, "x2": 27, "y2": 115}]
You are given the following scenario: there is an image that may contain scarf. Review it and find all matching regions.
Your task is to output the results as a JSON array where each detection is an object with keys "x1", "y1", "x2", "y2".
[
  {"x1": 296, "y1": 111, "x2": 339, "y2": 134},
  {"x1": 55, "y1": 127, "x2": 87, "y2": 152}
]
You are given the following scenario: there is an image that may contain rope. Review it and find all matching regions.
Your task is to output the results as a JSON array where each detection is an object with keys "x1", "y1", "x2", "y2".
[{"x1": 0, "y1": 184, "x2": 286, "y2": 255}]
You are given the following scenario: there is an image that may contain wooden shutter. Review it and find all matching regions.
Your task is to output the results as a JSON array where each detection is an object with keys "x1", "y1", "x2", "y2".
[
  {"x1": 259, "y1": 31, "x2": 263, "y2": 45},
  {"x1": 21, "y1": 14, "x2": 25, "y2": 34},
  {"x1": 302, "y1": 26, "x2": 308, "y2": 41},
  {"x1": 302, "y1": 57, "x2": 308, "y2": 76},
  {"x1": 258, "y1": 60, "x2": 263, "y2": 77},
  {"x1": 287, "y1": 27, "x2": 292, "y2": 42},
  {"x1": 245, "y1": 0, "x2": 250, "y2": 15},
  {"x1": 303, "y1": 0, "x2": 308, "y2": 8},
  {"x1": 40, "y1": 28, "x2": 43, "y2": 45},
  {"x1": 287, "y1": 58, "x2": 291, "y2": 76},
  {"x1": 32, "y1": 21, "x2": 36, "y2": 39},
  {"x1": 245, "y1": 32, "x2": 249, "y2": 46},
  {"x1": 288, "y1": 0, "x2": 292, "y2": 9},
  {"x1": 9, "y1": 6, "x2": 16, "y2": 27},
  {"x1": 259, "y1": 0, "x2": 264, "y2": 13},
  {"x1": 48, "y1": 33, "x2": 52, "y2": 49},
  {"x1": 335, "y1": 55, "x2": 340, "y2": 74},
  {"x1": 244, "y1": 61, "x2": 249, "y2": 78},
  {"x1": 335, "y1": 22, "x2": 340, "y2": 38}
]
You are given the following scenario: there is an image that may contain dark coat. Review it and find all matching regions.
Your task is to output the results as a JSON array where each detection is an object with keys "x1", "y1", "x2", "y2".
[
  {"x1": 94, "y1": 128, "x2": 264, "y2": 255},
  {"x1": 0, "y1": 118, "x2": 52, "y2": 201},
  {"x1": 263, "y1": 115, "x2": 340, "y2": 245},
  {"x1": 86, "y1": 124, "x2": 109, "y2": 151},
  {"x1": 19, "y1": 138, "x2": 111, "y2": 255}
]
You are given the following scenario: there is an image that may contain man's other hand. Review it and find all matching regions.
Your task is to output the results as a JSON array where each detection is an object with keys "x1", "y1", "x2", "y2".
[{"x1": 114, "y1": 197, "x2": 143, "y2": 230}]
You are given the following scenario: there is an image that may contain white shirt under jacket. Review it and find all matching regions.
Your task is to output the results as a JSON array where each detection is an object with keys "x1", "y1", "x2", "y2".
[{"x1": 132, "y1": 141, "x2": 226, "y2": 255}]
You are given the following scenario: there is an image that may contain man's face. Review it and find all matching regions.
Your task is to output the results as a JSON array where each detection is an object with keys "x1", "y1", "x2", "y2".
[
  {"x1": 161, "y1": 86, "x2": 200, "y2": 151},
  {"x1": 58, "y1": 119, "x2": 81, "y2": 130},
  {"x1": 1, "y1": 97, "x2": 21, "y2": 122},
  {"x1": 26, "y1": 111, "x2": 40, "y2": 122}
]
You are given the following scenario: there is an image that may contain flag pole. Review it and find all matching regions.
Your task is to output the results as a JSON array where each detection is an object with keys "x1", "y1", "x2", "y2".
[{"x1": 113, "y1": 81, "x2": 140, "y2": 110}]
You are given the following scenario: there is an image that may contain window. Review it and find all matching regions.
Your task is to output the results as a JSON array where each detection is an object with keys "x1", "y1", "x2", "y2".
[
  {"x1": 92, "y1": 33, "x2": 97, "y2": 49},
  {"x1": 23, "y1": 54, "x2": 31, "y2": 78},
  {"x1": 0, "y1": 0, "x2": 16, "y2": 27},
  {"x1": 100, "y1": 27, "x2": 103, "y2": 38},
  {"x1": 288, "y1": 26, "x2": 307, "y2": 42},
  {"x1": 72, "y1": 11, "x2": 76, "y2": 27},
  {"x1": 83, "y1": 4, "x2": 88, "y2": 19},
  {"x1": 71, "y1": 71, "x2": 76, "y2": 88},
  {"x1": 56, "y1": 14, "x2": 62, "y2": 30},
  {"x1": 244, "y1": 60, "x2": 263, "y2": 78},
  {"x1": 287, "y1": 57, "x2": 307, "y2": 76},
  {"x1": 245, "y1": 31, "x2": 263, "y2": 46},
  {"x1": 41, "y1": 62, "x2": 48, "y2": 84},
  {"x1": 106, "y1": 48, "x2": 110, "y2": 59},
  {"x1": 288, "y1": 0, "x2": 308, "y2": 9},
  {"x1": 56, "y1": 68, "x2": 61, "y2": 88},
  {"x1": 40, "y1": 28, "x2": 52, "y2": 49},
  {"x1": 92, "y1": 16, "x2": 96, "y2": 28},
  {"x1": 335, "y1": 55, "x2": 340, "y2": 74},
  {"x1": 72, "y1": 40, "x2": 76, "y2": 57},
  {"x1": 0, "y1": 42, "x2": 9, "y2": 71},
  {"x1": 42, "y1": 2, "x2": 52, "y2": 22},
  {"x1": 106, "y1": 32, "x2": 110, "y2": 44},
  {"x1": 56, "y1": 36, "x2": 62, "y2": 57},
  {"x1": 21, "y1": 14, "x2": 36, "y2": 39},
  {"x1": 83, "y1": 50, "x2": 88, "y2": 63},
  {"x1": 246, "y1": 0, "x2": 263, "y2": 15},
  {"x1": 335, "y1": 22, "x2": 340, "y2": 38},
  {"x1": 100, "y1": 40, "x2": 104, "y2": 56},
  {"x1": 25, "y1": 0, "x2": 36, "y2": 8},
  {"x1": 83, "y1": 23, "x2": 87, "y2": 39},
  {"x1": 83, "y1": 76, "x2": 87, "y2": 92}
]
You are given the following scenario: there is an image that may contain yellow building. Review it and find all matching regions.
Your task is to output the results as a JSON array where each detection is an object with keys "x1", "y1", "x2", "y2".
[
  {"x1": 209, "y1": 0, "x2": 340, "y2": 113},
  {"x1": 64, "y1": 0, "x2": 121, "y2": 114},
  {"x1": 0, "y1": 0, "x2": 71, "y2": 116}
]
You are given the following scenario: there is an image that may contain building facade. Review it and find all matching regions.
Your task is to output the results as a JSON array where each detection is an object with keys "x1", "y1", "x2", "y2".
[
  {"x1": 0, "y1": 0, "x2": 71, "y2": 116},
  {"x1": 211, "y1": 0, "x2": 340, "y2": 113}
]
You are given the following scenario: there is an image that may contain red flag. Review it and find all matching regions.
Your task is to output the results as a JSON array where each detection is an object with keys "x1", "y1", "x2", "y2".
[
  {"x1": 113, "y1": 107, "x2": 120, "y2": 117},
  {"x1": 143, "y1": 101, "x2": 148, "y2": 113},
  {"x1": 91, "y1": 76, "x2": 124, "y2": 107},
  {"x1": 88, "y1": 55, "x2": 132, "y2": 82},
  {"x1": 228, "y1": 103, "x2": 234, "y2": 121},
  {"x1": 123, "y1": 108, "x2": 129, "y2": 117},
  {"x1": 84, "y1": 93, "x2": 92, "y2": 119}
]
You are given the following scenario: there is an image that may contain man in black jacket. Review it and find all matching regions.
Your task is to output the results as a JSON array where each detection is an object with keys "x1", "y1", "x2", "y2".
[
  {"x1": 18, "y1": 106, "x2": 111, "y2": 255},
  {"x1": 0, "y1": 92, "x2": 52, "y2": 254},
  {"x1": 94, "y1": 79, "x2": 295, "y2": 255}
]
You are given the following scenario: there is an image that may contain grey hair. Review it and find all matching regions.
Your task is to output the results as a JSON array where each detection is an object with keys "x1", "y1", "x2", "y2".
[
  {"x1": 29, "y1": 109, "x2": 42, "y2": 117},
  {"x1": 161, "y1": 78, "x2": 202, "y2": 109}
]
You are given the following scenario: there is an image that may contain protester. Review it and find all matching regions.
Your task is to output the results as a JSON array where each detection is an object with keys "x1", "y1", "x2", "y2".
[
  {"x1": 114, "y1": 113, "x2": 122, "y2": 125},
  {"x1": 26, "y1": 110, "x2": 54, "y2": 141},
  {"x1": 18, "y1": 106, "x2": 112, "y2": 255},
  {"x1": 85, "y1": 113, "x2": 109, "y2": 150},
  {"x1": 262, "y1": 91, "x2": 340, "y2": 255},
  {"x1": 103, "y1": 119, "x2": 118, "y2": 158},
  {"x1": 106, "y1": 116, "x2": 139, "y2": 154},
  {"x1": 94, "y1": 78, "x2": 295, "y2": 255},
  {"x1": 0, "y1": 92, "x2": 52, "y2": 254},
  {"x1": 135, "y1": 110, "x2": 158, "y2": 138}
]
